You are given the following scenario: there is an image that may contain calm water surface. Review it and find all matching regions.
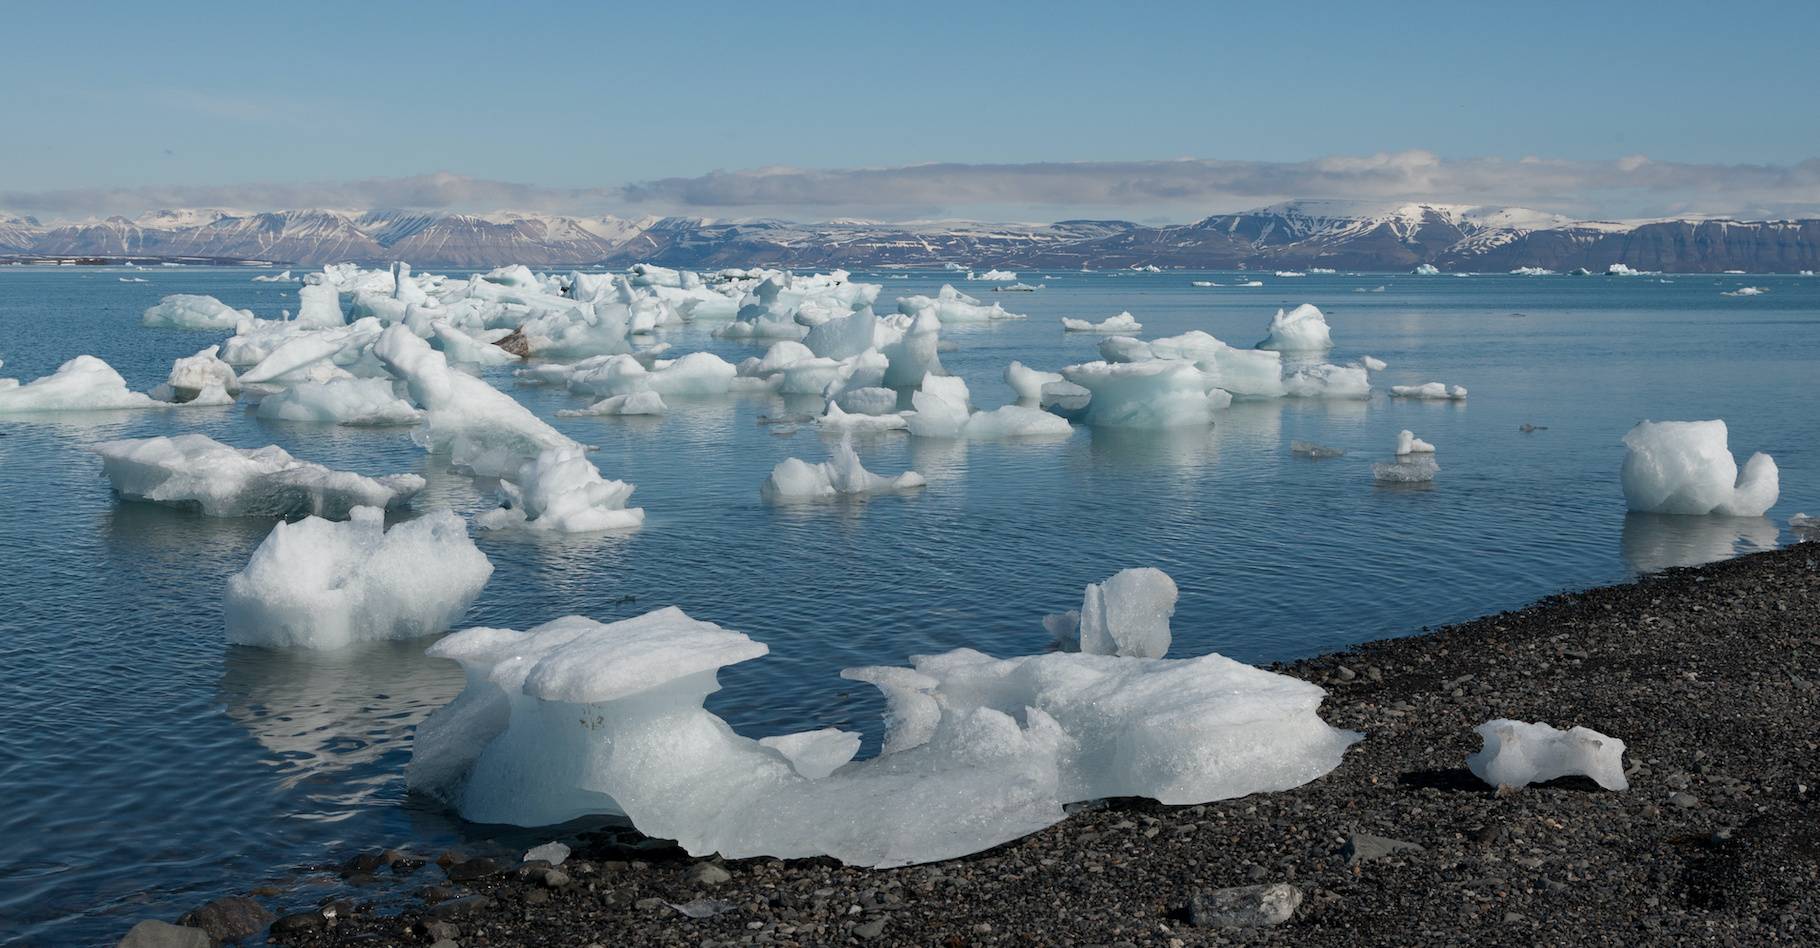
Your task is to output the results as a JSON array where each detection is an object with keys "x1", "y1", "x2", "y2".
[{"x1": 0, "y1": 266, "x2": 1815, "y2": 944}]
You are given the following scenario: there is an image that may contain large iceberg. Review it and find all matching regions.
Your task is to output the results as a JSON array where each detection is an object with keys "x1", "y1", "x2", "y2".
[
  {"x1": 225, "y1": 507, "x2": 492, "y2": 649},
  {"x1": 1060, "y1": 361, "x2": 1225, "y2": 429},
  {"x1": 93, "y1": 434, "x2": 424, "y2": 518},
  {"x1": 1256, "y1": 304, "x2": 1333, "y2": 351},
  {"x1": 406, "y1": 572, "x2": 1358, "y2": 866},
  {"x1": 761, "y1": 438, "x2": 926, "y2": 501},
  {"x1": 475, "y1": 447, "x2": 644, "y2": 533},
  {"x1": 143, "y1": 294, "x2": 254, "y2": 331},
  {"x1": 1466, "y1": 720, "x2": 1627, "y2": 791},
  {"x1": 1620, "y1": 420, "x2": 1778, "y2": 517},
  {"x1": 0, "y1": 355, "x2": 161, "y2": 413}
]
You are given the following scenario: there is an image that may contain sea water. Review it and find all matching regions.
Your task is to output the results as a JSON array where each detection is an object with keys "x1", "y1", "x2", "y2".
[{"x1": 0, "y1": 266, "x2": 1814, "y2": 941}]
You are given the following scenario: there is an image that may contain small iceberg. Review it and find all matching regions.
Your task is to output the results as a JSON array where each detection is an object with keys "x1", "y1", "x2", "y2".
[
  {"x1": 1061, "y1": 312, "x2": 1143, "y2": 333},
  {"x1": 1722, "y1": 286, "x2": 1767, "y2": 297},
  {"x1": 143, "y1": 294, "x2": 254, "y2": 331},
  {"x1": 1413, "y1": 264, "x2": 1441, "y2": 275},
  {"x1": 1390, "y1": 382, "x2": 1468, "y2": 400},
  {"x1": 1256, "y1": 304, "x2": 1333, "y2": 351},
  {"x1": 761, "y1": 437, "x2": 925, "y2": 502},
  {"x1": 0, "y1": 356, "x2": 162, "y2": 413},
  {"x1": 476, "y1": 447, "x2": 644, "y2": 533},
  {"x1": 1620, "y1": 419, "x2": 1777, "y2": 517},
  {"x1": 93, "y1": 434, "x2": 425, "y2": 518}
]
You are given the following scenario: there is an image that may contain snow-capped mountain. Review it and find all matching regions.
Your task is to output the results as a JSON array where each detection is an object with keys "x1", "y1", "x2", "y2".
[{"x1": 3, "y1": 203, "x2": 1815, "y2": 272}]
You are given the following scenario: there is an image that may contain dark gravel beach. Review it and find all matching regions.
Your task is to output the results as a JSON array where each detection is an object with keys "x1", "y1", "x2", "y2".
[{"x1": 128, "y1": 542, "x2": 1820, "y2": 947}]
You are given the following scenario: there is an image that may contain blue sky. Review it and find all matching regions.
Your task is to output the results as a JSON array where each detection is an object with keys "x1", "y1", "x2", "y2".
[{"x1": 4, "y1": 1, "x2": 1818, "y2": 221}]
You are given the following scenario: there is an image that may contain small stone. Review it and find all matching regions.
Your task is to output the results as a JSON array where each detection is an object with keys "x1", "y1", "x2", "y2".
[
  {"x1": 635, "y1": 897, "x2": 665, "y2": 911},
  {"x1": 539, "y1": 869, "x2": 571, "y2": 889},
  {"x1": 270, "y1": 912, "x2": 323, "y2": 935},
  {"x1": 688, "y1": 861, "x2": 732, "y2": 885},
  {"x1": 854, "y1": 917, "x2": 887, "y2": 939},
  {"x1": 176, "y1": 896, "x2": 274, "y2": 943},
  {"x1": 523, "y1": 841, "x2": 571, "y2": 866},
  {"x1": 1185, "y1": 883, "x2": 1302, "y2": 929},
  {"x1": 1669, "y1": 792, "x2": 1700, "y2": 809},
  {"x1": 426, "y1": 895, "x2": 494, "y2": 919},
  {"x1": 1340, "y1": 831, "x2": 1425, "y2": 865},
  {"x1": 444, "y1": 857, "x2": 504, "y2": 882},
  {"x1": 524, "y1": 888, "x2": 550, "y2": 905},
  {"x1": 117, "y1": 920, "x2": 211, "y2": 948},
  {"x1": 428, "y1": 940, "x2": 460, "y2": 948},
  {"x1": 417, "y1": 920, "x2": 460, "y2": 941}
]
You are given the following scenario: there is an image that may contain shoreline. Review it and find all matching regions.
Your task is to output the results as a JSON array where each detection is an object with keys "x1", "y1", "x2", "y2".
[{"x1": 128, "y1": 543, "x2": 1819, "y2": 946}]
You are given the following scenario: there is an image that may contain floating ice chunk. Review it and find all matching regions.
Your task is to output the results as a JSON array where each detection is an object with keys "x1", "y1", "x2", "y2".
[
  {"x1": 1291, "y1": 441, "x2": 1345, "y2": 459},
  {"x1": 1275, "y1": 270, "x2": 1305, "y2": 278},
  {"x1": 0, "y1": 355, "x2": 161, "y2": 413},
  {"x1": 374, "y1": 325, "x2": 580, "y2": 475},
  {"x1": 565, "y1": 352, "x2": 736, "y2": 399},
  {"x1": 1466, "y1": 720, "x2": 1627, "y2": 791},
  {"x1": 239, "y1": 319, "x2": 383, "y2": 385},
  {"x1": 968, "y1": 269, "x2": 1017, "y2": 281},
  {"x1": 143, "y1": 294, "x2": 254, "y2": 330},
  {"x1": 1282, "y1": 363, "x2": 1370, "y2": 399},
  {"x1": 803, "y1": 310, "x2": 880, "y2": 361},
  {"x1": 1606, "y1": 263, "x2": 1640, "y2": 276},
  {"x1": 942, "y1": 262, "x2": 967, "y2": 271},
  {"x1": 1620, "y1": 420, "x2": 1778, "y2": 517},
  {"x1": 1062, "y1": 312, "x2": 1143, "y2": 333},
  {"x1": 224, "y1": 507, "x2": 492, "y2": 649},
  {"x1": 432, "y1": 321, "x2": 520, "y2": 365},
  {"x1": 816, "y1": 401, "x2": 909, "y2": 433},
  {"x1": 1391, "y1": 382, "x2": 1467, "y2": 400},
  {"x1": 761, "y1": 437, "x2": 925, "y2": 501},
  {"x1": 476, "y1": 447, "x2": 644, "y2": 533},
  {"x1": 1005, "y1": 361, "x2": 1063, "y2": 401},
  {"x1": 1190, "y1": 280, "x2": 1219, "y2": 287},
  {"x1": 1256, "y1": 304, "x2": 1333, "y2": 351},
  {"x1": 1096, "y1": 335, "x2": 1155, "y2": 363},
  {"x1": 93, "y1": 434, "x2": 424, "y2": 517},
  {"x1": 1510, "y1": 267, "x2": 1554, "y2": 276},
  {"x1": 296, "y1": 283, "x2": 346, "y2": 328},
  {"x1": 895, "y1": 285, "x2": 1023, "y2": 323},
  {"x1": 834, "y1": 386, "x2": 898, "y2": 415},
  {"x1": 1372, "y1": 455, "x2": 1439, "y2": 483},
  {"x1": 153, "y1": 345, "x2": 240, "y2": 403},
  {"x1": 1060, "y1": 360, "x2": 1220, "y2": 429},
  {"x1": 758, "y1": 729, "x2": 862, "y2": 780},
  {"x1": 1360, "y1": 355, "x2": 1388, "y2": 371},
  {"x1": 1412, "y1": 264, "x2": 1440, "y2": 275},
  {"x1": 1722, "y1": 286, "x2": 1767, "y2": 297},
  {"x1": 877, "y1": 310, "x2": 944, "y2": 387},
  {"x1": 182, "y1": 382, "x2": 235, "y2": 406},
  {"x1": 408, "y1": 591, "x2": 1358, "y2": 865},
  {"x1": 255, "y1": 378, "x2": 421, "y2": 426},
  {"x1": 557, "y1": 391, "x2": 668, "y2": 417},
  {"x1": 1070, "y1": 568, "x2": 1178, "y2": 658},
  {"x1": 252, "y1": 270, "x2": 298, "y2": 283},
  {"x1": 1791, "y1": 512, "x2": 1820, "y2": 539},
  {"x1": 1395, "y1": 430, "x2": 1436, "y2": 455},
  {"x1": 954, "y1": 404, "x2": 1072, "y2": 439}
]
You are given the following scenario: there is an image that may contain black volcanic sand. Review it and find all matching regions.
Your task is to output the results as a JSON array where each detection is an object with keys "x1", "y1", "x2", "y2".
[{"x1": 162, "y1": 544, "x2": 1820, "y2": 946}]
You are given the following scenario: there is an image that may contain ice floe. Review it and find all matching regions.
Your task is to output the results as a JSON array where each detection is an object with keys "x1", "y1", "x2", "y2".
[
  {"x1": 1466, "y1": 720, "x2": 1627, "y2": 791},
  {"x1": 1062, "y1": 312, "x2": 1143, "y2": 333},
  {"x1": 93, "y1": 434, "x2": 424, "y2": 518},
  {"x1": 476, "y1": 447, "x2": 644, "y2": 533},
  {"x1": 1620, "y1": 419, "x2": 1778, "y2": 517},
  {"x1": 557, "y1": 391, "x2": 668, "y2": 417},
  {"x1": 1256, "y1": 304, "x2": 1333, "y2": 351},
  {"x1": 225, "y1": 507, "x2": 492, "y2": 649},
  {"x1": 406, "y1": 571, "x2": 1359, "y2": 865},
  {"x1": 896, "y1": 285, "x2": 1023, "y2": 324},
  {"x1": 1060, "y1": 361, "x2": 1225, "y2": 429},
  {"x1": 254, "y1": 378, "x2": 422, "y2": 426},
  {"x1": 143, "y1": 294, "x2": 255, "y2": 331},
  {"x1": 761, "y1": 437, "x2": 926, "y2": 501},
  {"x1": 0, "y1": 355, "x2": 162, "y2": 413},
  {"x1": 152, "y1": 345, "x2": 240, "y2": 404},
  {"x1": 1391, "y1": 382, "x2": 1467, "y2": 400}
]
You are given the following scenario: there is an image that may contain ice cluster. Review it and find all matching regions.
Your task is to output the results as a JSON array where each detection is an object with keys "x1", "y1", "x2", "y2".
[
  {"x1": 225, "y1": 507, "x2": 492, "y2": 649},
  {"x1": 1466, "y1": 720, "x2": 1628, "y2": 791},
  {"x1": 1620, "y1": 420, "x2": 1778, "y2": 517},
  {"x1": 93, "y1": 434, "x2": 424, "y2": 518},
  {"x1": 406, "y1": 569, "x2": 1359, "y2": 866}
]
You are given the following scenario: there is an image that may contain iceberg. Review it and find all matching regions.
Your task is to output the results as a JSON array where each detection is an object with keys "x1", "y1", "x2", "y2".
[
  {"x1": 906, "y1": 374, "x2": 1072, "y2": 439},
  {"x1": 896, "y1": 285, "x2": 1022, "y2": 324},
  {"x1": 251, "y1": 270, "x2": 298, "y2": 283},
  {"x1": 432, "y1": 322, "x2": 520, "y2": 365},
  {"x1": 1510, "y1": 267, "x2": 1554, "y2": 276},
  {"x1": 1373, "y1": 455, "x2": 1439, "y2": 484},
  {"x1": 476, "y1": 447, "x2": 644, "y2": 533},
  {"x1": 1281, "y1": 363, "x2": 1370, "y2": 399},
  {"x1": 1620, "y1": 419, "x2": 1778, "y2": 517},
  {"x1": 406, "y1": 573, "x2": 1358, "y2": 866},
  {"x1": 968, "y1": 269, "x2": 1017, "y2": 281},
  {"x1": 143, "y1": 294, "x2": 254, "y2": 331},
  {"x1": 1722, "y1": 286, "x2": 1767, "y2": 297},
  {"x1": 225, "y1": 507, "x2": 492, "y2": 650},
  {"x1": 1390, "y1": 382, "x2": 1467, "y2": 400},
  {"x1": 1395, "y1": 429, "x2": 1435, "y2": 455},
  {"x1": 0, "y1": 355, "x2": 161, "y2": 413},
  {"x1": 1005, "y1": 361, "x2": 1063, "y2": 401},
  {"x1": 1466, "y1": 720, "x2": 1627, "y2": 791},
  {"x1": 1044, "y1": 568, "x2": 1177, "y2": 658},
  {"x1": 1060, "y1": 360, "x2": 1222, "y2": 429},
  {"x1": 153, "y1": 346, "x2": 240, "y2": 404},
  {"x1": 1062, "y1": 312, "x2": 1143, "y2": 333},
  {"x1": 761, "y1": 437, "x2": 926, "y2": 501},
  {"x1": 296, "y1": 283, "x2": 347, "y2": 328},
  {"x1": 1413, "y1": 264, "x2": 1441, "y2": 275},
  {"x1": 1256, "y1": 304, "x2": 1332, "y2": 351},
  {"x1": 1359, "y1": 355, "x2": 1388, "y2": 371},
  {"x1": 557, "y1": 391, "x2": 668, "y2": 417},
  {"x1": 93, "y1": 434, "x2": 424, "y2": 518},
  {"x1": 816, "y1": 401, "x2": 909, "y2": 433},
  {"x1": 254, "y1": 378, "x2": 421, "y2": 426}
]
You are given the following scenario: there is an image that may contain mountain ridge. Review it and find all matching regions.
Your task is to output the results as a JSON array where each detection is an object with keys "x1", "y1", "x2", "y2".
[{"x1": 3, "y1": 203, "x2": 1816, "y2": 272}]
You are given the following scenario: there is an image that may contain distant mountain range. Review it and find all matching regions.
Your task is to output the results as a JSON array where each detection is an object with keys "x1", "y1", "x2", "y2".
[{"x1": 4, "y1": 201, "x2": 1817, "y2": 273}]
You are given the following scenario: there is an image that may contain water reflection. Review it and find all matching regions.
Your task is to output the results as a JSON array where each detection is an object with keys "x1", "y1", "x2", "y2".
[
  {"x1": 217, "y1": 639, "x2": 463, "y2": 796},
  {"x1": 1620, "y1": 512, "x2": 1780, "y2": 573},
  {"x1": 1087, "y1": 425, "x2": 1220, "y2": 470}
]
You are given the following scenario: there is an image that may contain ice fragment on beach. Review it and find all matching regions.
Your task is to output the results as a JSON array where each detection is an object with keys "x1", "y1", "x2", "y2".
[{"x1": 1466, "y1": 720, "x2": 1628, "y2": 791}]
